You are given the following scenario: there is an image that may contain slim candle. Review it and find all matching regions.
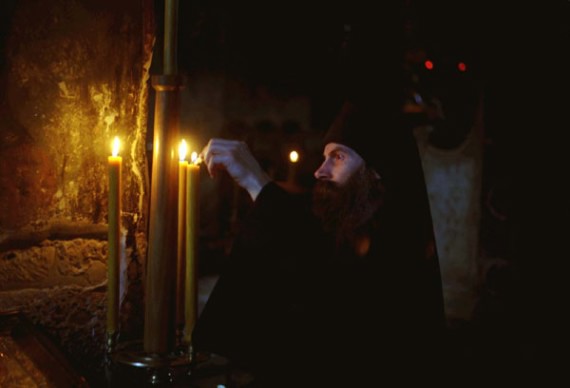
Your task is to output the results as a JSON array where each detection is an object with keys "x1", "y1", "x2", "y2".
[
  {"x1": 287, "y1": 149, "x2": 299, "y2": 184},
  {"x1": 184, "y1": 151, "x2": 200, "y2": 344},
  {"x1": 107, "y1": 136, "x2": 122, "y2": 336},
  {"x1": 176, "y1": 140, "x2": 188, "y2": 334}
]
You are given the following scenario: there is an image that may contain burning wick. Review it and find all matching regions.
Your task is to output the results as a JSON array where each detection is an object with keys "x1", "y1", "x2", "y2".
[
  {"x1": 191, "y1": 151, "x2": 202, "y2": 165},
  {"x1": 289, "y1": 150, "x2": 299, "y2": 163},
  {"x1": 179, "y1": 139, "x2": 188, "y2": 162}
]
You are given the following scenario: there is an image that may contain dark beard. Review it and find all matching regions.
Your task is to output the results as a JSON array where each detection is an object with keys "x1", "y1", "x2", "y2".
[{"x1": 312, "y1": 166, "x2": 385, "y2": 247}]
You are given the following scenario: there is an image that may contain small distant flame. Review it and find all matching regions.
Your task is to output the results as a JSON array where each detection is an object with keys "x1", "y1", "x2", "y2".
[
  {"x1": 112, "y1": 136, "x2": 120, "y2": 157},
  {"x1": 191, "y1": 151, "x2": 200, "y2": 164},
  {"x1": 289, "y1": 150, "x2": 299, "y2": 163},
  {"x1": 179, "y1": 139, "x2": 188, "y2": 162}
]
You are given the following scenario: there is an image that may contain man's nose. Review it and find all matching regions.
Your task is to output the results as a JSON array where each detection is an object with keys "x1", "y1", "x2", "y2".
[{"x1": 314, "y1": 162, "x2": 331, "y2": 180}]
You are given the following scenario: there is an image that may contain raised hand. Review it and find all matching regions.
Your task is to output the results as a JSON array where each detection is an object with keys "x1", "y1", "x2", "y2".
[{"x1": 200, "y1": 138, "x2": 271, "y2": 201}]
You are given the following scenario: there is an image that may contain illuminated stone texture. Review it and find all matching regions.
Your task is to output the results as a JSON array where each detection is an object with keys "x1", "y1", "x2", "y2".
[{"x1": 0, "y1": 0, "x2": 153, "y2": 382}]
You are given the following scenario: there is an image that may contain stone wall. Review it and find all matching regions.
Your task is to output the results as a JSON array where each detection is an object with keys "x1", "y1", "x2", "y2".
[{"x1": 0, "y1": 0, "x2": 153, "y2": 380}]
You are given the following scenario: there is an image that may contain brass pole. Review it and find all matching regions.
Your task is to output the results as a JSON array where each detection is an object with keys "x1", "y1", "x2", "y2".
[
  {"x1": 163, "y1": 0, "x2": 178, "y2": 75},
  {"x1": 143, "y1": 0, "x2": 182, "y2": 355},
  {"x1": 143, "y1": 75, "x2": 182, "y2": 354}
]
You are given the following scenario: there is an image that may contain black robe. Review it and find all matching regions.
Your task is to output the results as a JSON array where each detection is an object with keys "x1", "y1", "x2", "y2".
[{"x1": 193, "y1": 170, "x2": 447, "y2": 387}]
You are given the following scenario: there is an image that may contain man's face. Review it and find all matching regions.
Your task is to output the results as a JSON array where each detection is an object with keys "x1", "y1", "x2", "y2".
[
  {"x1": 312, "y1": 144, "x2": 384, "y2": 242},
  {"x1": 313, "y1": 143, "x2": 365, "y2": 186}
]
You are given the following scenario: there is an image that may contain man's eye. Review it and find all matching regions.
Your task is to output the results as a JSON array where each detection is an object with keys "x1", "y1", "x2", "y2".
[{"x1": 335, "y1": 153, "x2": 345, "y2": 161}]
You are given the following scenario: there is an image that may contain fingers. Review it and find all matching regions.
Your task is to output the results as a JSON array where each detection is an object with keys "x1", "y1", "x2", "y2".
[
  {"x1": 199, "y1": 138, "x2": 245, "y2": 178},
  {"x1": 200, "y1": 140, "x2": 218, "y2": 178},
  {"x1": 199, "y1": 138, "x2": 220, "y2": 177},
  {"x1": 199, "y1": 138, "x2": 270, "y2": 200}
]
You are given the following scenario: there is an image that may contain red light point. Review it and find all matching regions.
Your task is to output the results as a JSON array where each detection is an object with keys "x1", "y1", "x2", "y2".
[
  {"x1": 458, "y1": 62, "x2": 467, "y2": 72},
  {"x1": 424, "y1": 60, "x2": 434, "y2": 70}
]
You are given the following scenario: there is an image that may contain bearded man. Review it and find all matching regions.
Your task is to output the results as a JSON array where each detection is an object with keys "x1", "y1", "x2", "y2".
[{"x1": 192, "y1": 97, "x2": 447, "y2": 387}]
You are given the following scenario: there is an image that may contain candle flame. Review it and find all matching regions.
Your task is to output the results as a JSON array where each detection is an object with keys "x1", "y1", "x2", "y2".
[
  {"x1": 179, "y1": 140, "x2": 188, "y2": 161},
  {"x1": 112, "y1": 137, "x2": 120, "y2": 157},
  {"x1": 191, "y1": 151, "x2": 199, "y2": 164},
  {"x1": 289, "y1": 150, "x2": 299, "y2": 163}
]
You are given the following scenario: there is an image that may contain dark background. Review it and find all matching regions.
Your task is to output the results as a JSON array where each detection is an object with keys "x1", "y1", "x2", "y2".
[{"x1": 166, "y1": 0, "x2": 569, "y2": 148}]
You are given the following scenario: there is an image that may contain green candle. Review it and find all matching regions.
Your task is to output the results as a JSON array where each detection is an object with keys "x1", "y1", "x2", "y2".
[
  {"x1": 184, "y1": 151, "x2": 200, "y2": 344},
  {"x1": 107, "y1": 136, "x2": 122, "y2": 335},
  {"x1": 176, "y1": 140, "x2": 188, "y2": 331}
]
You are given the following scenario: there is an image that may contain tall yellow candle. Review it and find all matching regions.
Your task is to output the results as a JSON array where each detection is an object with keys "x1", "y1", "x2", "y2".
[
  {"x1": 107, "y1": 136, "x2": 122, "y2": 335},
  {"x1": 184, "y1": 151, "x2": 200, "y2": 344},
  {"x1": 176, "y1": 140, "x2": 188, "y2": 333}
]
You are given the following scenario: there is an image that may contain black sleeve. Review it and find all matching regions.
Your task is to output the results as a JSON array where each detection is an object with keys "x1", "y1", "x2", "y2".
[{"x1": 192, "y1": 182, "x2": 314, "y2": 370}]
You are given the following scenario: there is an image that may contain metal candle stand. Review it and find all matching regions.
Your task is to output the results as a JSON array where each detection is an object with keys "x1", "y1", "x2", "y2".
[{"x1": 105, "y1": 0, "x2": 199, "y2": 384}]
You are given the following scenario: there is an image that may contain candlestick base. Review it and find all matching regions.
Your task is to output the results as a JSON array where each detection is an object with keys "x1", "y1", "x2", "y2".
[
  {"x1": 109, "y1": 345, "x2": 234, "y2": 387},
  {"x1": 113, "y1": 340, "x2": 193, "y2": 367},
  {"x1": 111, "y1": 339, "x2": 197, "y2": 385}
]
